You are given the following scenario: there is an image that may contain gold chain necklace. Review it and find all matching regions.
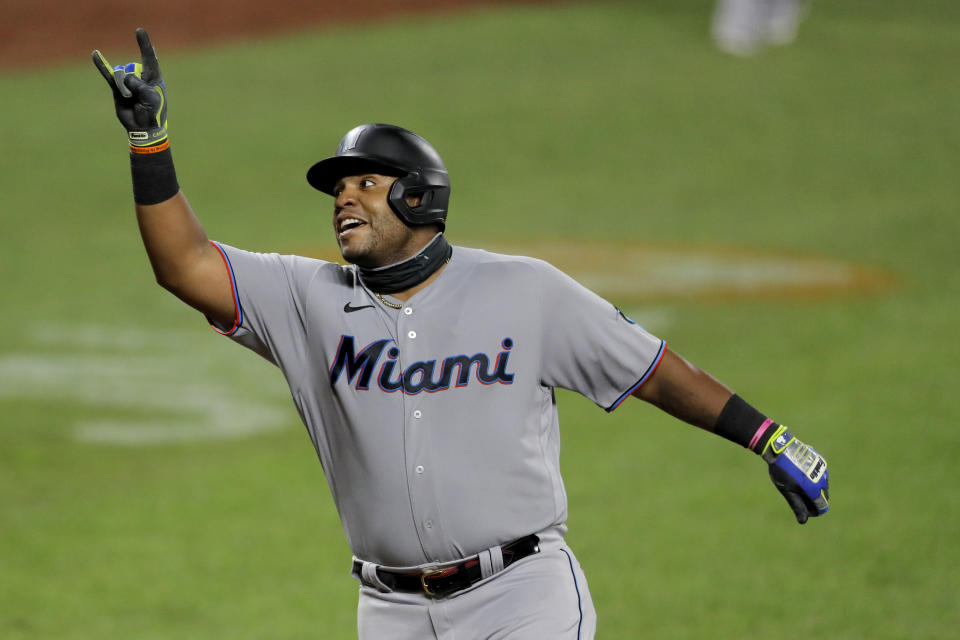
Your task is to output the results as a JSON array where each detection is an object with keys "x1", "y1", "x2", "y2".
[
  {"x1": 375, "y1": 292, "x2": 403, "y2": 309},
  {"x1": 372, "y1": 257, "x2": 450, "y2": 310}
]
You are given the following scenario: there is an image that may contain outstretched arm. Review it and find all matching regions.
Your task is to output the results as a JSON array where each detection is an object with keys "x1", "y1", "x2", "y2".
[
  {"x1": 92, "y1": 29, "x2": 234, "y2": 327},
  {"x1": 632, "y1": 348, "x2": 733, "y2": 430},
  {"x1": 632, "y1": 347, "x2": 830, "y2": 524}
]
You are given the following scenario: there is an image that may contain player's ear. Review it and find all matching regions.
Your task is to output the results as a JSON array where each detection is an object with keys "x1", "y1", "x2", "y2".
[{"x1": 404, "y1": 193, "x2": 422, "y2": 208}]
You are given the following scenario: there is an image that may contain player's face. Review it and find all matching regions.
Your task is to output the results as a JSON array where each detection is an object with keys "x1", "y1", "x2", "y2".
[{"x1": 332, "y1": 174, "x2": 423, "y2": 268}]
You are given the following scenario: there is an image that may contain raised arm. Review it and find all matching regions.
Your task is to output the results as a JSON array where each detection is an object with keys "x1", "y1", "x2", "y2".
[
  {"x1": 92, "y1": 28, "x2": 234, "y2": 328},
  {"x1": 633, "y1": 347, "x2": 830, "y2": 524}
]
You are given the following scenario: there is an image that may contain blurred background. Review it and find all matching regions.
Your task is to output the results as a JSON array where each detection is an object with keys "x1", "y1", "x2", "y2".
[{"x1": 1, "y1": 0, "x2": 957, "y2": 637}]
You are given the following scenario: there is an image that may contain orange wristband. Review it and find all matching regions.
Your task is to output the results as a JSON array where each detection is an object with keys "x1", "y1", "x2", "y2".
[{"x1": 129, "y1": 139, "x2": 170, "y2": 155}]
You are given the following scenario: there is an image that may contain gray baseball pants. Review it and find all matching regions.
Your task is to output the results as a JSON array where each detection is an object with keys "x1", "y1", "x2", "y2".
[{"x1": 356, "y1": 544, "x2": 597, "y2": 639}]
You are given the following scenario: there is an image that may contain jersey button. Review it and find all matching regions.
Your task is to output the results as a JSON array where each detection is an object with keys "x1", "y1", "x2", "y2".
[
  {"x1": 415, "y1": 465, "x2": 424, "y2": 474},
  {"x1": 424, "y1": 520, "x2": 433, "y2": 529},
  {"x1": 407, "y1": 330, "x2": 417, "y2": 339},
  {"x1": 403, "y1": 307, "x2": 413, "y2": 315},
  {"x1": 413, "y1": 410, "x2": 422, "y2": 419}
]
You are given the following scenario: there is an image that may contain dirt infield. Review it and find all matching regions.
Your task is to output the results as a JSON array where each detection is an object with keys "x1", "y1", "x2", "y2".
[{"x1": 0, "y1": 0, "x2": 563, "y2": 70}]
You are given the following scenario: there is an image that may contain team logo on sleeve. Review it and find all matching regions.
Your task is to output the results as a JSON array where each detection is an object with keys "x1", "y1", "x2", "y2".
[{"x1": 329, "y1": 335, "x2": 515, "y2": 394}]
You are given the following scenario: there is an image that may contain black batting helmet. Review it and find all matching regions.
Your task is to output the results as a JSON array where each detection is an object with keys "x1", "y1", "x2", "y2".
[{"x1": 307, "y1": 123, "x2": 450, "y2": 229}]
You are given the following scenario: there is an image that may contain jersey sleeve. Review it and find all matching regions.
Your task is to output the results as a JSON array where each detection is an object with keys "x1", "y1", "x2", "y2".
[
  {"x1": 534, "y1": 259, "x2": 665, "y2": 411},
  {"x1": 208, "y1": 242, "x2": 324, "y2": 380}
]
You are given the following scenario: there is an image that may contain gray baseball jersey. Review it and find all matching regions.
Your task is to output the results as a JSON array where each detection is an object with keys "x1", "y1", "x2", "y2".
[{"x1": 209, "y1": 241, "x2": 665, "y2": 568}]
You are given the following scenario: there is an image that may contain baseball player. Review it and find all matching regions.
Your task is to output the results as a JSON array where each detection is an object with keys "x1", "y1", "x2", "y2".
[{"x1": 93, "y1": 29, "x2": 830, "y2": 639}]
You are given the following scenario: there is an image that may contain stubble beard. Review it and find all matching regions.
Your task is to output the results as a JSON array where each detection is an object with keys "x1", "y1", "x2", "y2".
[{"x1": 339, "y1": 219, "x2": 418, "y2": 269}]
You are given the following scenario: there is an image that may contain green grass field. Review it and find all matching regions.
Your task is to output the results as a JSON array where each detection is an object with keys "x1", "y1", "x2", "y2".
[{"x1": 1, "y1": 1, "x2": 958, "y2": 637}]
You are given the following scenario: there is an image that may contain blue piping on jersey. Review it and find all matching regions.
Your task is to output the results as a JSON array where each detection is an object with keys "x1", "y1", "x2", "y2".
[
  {"x1": 560, "y1": 548, "x2": 584, "y2": 639},
  {"x1": 605, "y1": 340, "x2": 667, "y2": 412},
  {"x1": 209, "y1": 241, "x2": 243, "y2": 336}
]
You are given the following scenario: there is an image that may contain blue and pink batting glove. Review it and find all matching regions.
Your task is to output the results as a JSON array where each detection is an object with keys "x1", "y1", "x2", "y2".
[{"x1": 761, "y1": 426, "x2": 830, "y2": 524}]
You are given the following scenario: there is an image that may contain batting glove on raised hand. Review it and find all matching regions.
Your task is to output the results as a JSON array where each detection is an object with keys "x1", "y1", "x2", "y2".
[
  {"x1": 761, "y1": 426, "x2": 829, "y2": 524},
  {"x1": 92, "y1": 28, "x2": 168, "y2": 148}
]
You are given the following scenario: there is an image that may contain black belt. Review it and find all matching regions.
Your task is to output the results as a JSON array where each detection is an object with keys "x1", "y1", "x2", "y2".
[{"x1": 354, "y1": 534, "x2": 540, "y2": 598}]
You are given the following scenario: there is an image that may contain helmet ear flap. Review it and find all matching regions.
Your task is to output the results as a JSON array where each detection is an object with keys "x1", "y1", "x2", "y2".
[
  {"x1": 388, "y1": 173, "x2": 447, "y2": 231},
  {"x1": 387, "y1": 175, "x2": 414, "y2": 224}
]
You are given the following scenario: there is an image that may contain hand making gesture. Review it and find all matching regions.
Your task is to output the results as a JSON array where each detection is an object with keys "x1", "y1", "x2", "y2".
[{"x1": 92, "y1": 28, "x2": 169, "y2": 150}]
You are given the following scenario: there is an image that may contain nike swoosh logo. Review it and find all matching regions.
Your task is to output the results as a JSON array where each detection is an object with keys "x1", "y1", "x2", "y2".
[{"x1": 344, "y1": 302, "x2": 375, "y2": 313}]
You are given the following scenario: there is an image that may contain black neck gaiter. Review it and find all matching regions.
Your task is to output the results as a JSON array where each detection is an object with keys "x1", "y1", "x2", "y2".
[{"x1": 358, "y1": 233, "x2": 453, "y2": 294}]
